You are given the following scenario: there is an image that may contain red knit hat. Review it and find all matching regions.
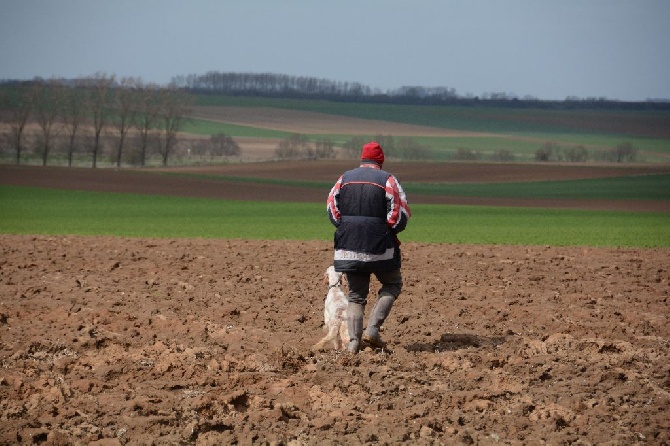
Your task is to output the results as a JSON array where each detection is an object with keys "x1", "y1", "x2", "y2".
[{"x1": 361, "y1": 141, "x2": 385, "y2": 165}]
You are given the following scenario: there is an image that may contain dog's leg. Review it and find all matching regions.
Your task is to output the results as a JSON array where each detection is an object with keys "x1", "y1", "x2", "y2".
[
  {"x1": 312, "y1": 336, "x2": 329, "y2": 352},
  {"x1": 338, "y1": 323, "x2": 349, "y2": 349},
  {"x1": 332, "y1": 323, "x2": 345, "y2": 350},
  {"x1": 312, "y1": 323, "x2": 339, "y2": 352},
  {"x1": 312, "y1": 332, "x2": 332, "y2": 351}
]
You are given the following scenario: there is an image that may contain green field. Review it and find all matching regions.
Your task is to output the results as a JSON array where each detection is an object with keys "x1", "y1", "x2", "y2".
[
  {"x1": 161, "y1": 172, "x2": 670, "y2": 201},
  {"x1": 185, "y1": 119, "x2": 292, "y2": 139},
  {"x1": 1, "y1": 185, "x2": 668, "y2": 247},
  {"x1": 406, "y1": 174, "x2": 670, "y2": 200}
]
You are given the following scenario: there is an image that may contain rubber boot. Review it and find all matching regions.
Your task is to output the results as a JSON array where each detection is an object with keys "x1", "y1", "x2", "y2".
[
  {"x1": 346, "y1": 303, "x2": 364, "y2": 353},
  {"x1": 363, "y1": 294, "x2": 395, "y2": 348}
]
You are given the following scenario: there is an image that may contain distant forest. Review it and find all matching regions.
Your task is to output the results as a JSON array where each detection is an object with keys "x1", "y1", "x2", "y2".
[
  {"x1": 171, "y1": 71, "x2": 670, "y2": 111},
  {"x1": 2, "y1": 71, "x2": 669, "y2": 110}
]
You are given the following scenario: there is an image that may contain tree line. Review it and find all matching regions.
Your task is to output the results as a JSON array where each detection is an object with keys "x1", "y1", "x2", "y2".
[
  {"x1": 533, "y1": 141, "x2": 638, "y2": 163},
  {"x1": 172, "y1": 71, "x2": 670, "y2": 111},
  {"x1": 0, "y1": 75, "x2": 192, "y2": 167},
  {"x1": 447, "y1": 141, "x2": 639, "y2": 163},
  {"x1": 272, "y1": 134, "x2": 432, "y2": 161}
]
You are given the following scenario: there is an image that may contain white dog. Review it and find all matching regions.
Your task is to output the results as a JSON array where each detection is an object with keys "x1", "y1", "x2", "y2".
[{"x1": 312, "y1": 266, "x2": 349, "y2": 351}]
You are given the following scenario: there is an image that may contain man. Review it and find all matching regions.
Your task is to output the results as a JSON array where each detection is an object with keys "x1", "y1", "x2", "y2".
[{"x1": 326, "y1": 141, "x2": 411, "y2": 353}]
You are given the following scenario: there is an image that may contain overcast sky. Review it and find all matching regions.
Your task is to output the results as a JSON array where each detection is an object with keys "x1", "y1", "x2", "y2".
[{"x1": 1, "y1": 0, "x2": 669, "y2": 101}]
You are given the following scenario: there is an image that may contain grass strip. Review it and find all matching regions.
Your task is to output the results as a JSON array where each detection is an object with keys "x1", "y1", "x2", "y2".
[
  {"x1": 406, "y1": 174, "x2": 670, "y2": 200},
  {"x1": 159, "y1": 172, "x2": 670, "y2": 201},
  {"x1": 1, "y1": 185, "x2": 668, "y2": 247},
  {"x1": 183, "y1": 119, "x2": 292, "y2": 138}
]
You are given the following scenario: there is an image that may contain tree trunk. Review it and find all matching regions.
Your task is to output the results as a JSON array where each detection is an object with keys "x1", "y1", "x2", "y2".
[
  {"x1": 116, "y1": 135, "x2": 125, "y2": 168},
  {"x1": 15, "y1": 136, "x2": 21, "y2": 166}
]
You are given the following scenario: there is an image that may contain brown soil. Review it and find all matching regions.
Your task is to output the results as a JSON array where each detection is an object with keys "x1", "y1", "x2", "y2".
[{"x1": 1, "y1": 164, "x2": 669, "y2": 444}]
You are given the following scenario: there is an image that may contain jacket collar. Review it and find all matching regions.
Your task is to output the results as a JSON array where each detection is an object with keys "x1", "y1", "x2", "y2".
[{"x1": 359, "y1": 162, "x2": 382, "y2": 170}]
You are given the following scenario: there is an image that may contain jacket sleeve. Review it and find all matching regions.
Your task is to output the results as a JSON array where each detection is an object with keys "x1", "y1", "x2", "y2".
[
  {"x1": 327, "y1": 176, "x2": 343, "y2": 226},
  {"x1": 385, "y1": 174, "x2": 411, "y2": 234}
]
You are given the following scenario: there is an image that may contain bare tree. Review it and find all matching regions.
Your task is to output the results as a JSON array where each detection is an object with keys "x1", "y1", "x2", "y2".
[
  {"x1": 489, "y1": 149, "x2": 515, "y2": 162},
  {"x1": 113, "y1": 77, "x2": 137, "y2": 168},
  {"x1": 157, "y1": 86, "x2": 191, "y2": 166},
  {"x1": 611, "y1": 141, "x2": 638, "y2": 163},
  {"x1": 1, "y1": 84, "x2": 32, "y2": 165},
  {"x1": 342, "y1": 136, "x2": 369, "y2": 158},
  {"x1": 209, "y1": 133, "x2": 240, "y2": 156},
  {"x1": 374, "y1": 134, "x2": 396, "y2": 158},
  {"x1": 275, "y1": 133, "x2": 312, "y2": 159},
  {"x1": 314, "y1": 138, "x2": 335, "y2": 159},
  {"x1": 535, "y1": 142, "x2": 560, "y2": 162},
  {"x1": 134, "y1": 81, "x2": 161, "y2": 167},
  {"x1": 564, "y1": 145, "x2": 589, "y2": 162},
  {"x1": 397, "y1": 137, "x2": 430, "y2": 160},
  {"x1": 61, "y1": 80, "x2": 88, "y2": 167},
  {"x1": 86, "y1": 73, "x2": 115, "y2": 168},
  {"x1": 33, "y1": 79, "x2": 63, "y2": 166}
]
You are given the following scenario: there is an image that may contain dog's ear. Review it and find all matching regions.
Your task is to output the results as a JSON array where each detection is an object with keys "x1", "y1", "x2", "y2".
[{"x1": 323, "y1": 271, "x2": 329, "y2": 285}]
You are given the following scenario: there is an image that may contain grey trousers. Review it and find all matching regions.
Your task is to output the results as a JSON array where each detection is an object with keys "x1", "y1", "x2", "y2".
[{"x1": 345, "y1": 269, "x2": 403, "y2": 305}]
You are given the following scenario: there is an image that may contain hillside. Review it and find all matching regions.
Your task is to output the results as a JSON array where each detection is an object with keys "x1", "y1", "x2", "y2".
[{"x1": 185, "y1": 97, "x2": 670, "y2": 163}]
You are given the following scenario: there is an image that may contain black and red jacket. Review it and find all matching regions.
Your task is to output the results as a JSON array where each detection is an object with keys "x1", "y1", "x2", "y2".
[{"x1": 327, "y1": 163, "x2": 411, "y2": 272}]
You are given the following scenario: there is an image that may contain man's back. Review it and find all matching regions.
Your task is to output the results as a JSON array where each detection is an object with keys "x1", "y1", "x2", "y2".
[{"x1": 338, "y1": 166, "x2": 389, "y2": 219}]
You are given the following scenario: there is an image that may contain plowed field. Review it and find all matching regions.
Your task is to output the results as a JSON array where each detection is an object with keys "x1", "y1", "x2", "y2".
[{"x1": 1, "y1": 163, "x2": 669, "y2": 445}]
